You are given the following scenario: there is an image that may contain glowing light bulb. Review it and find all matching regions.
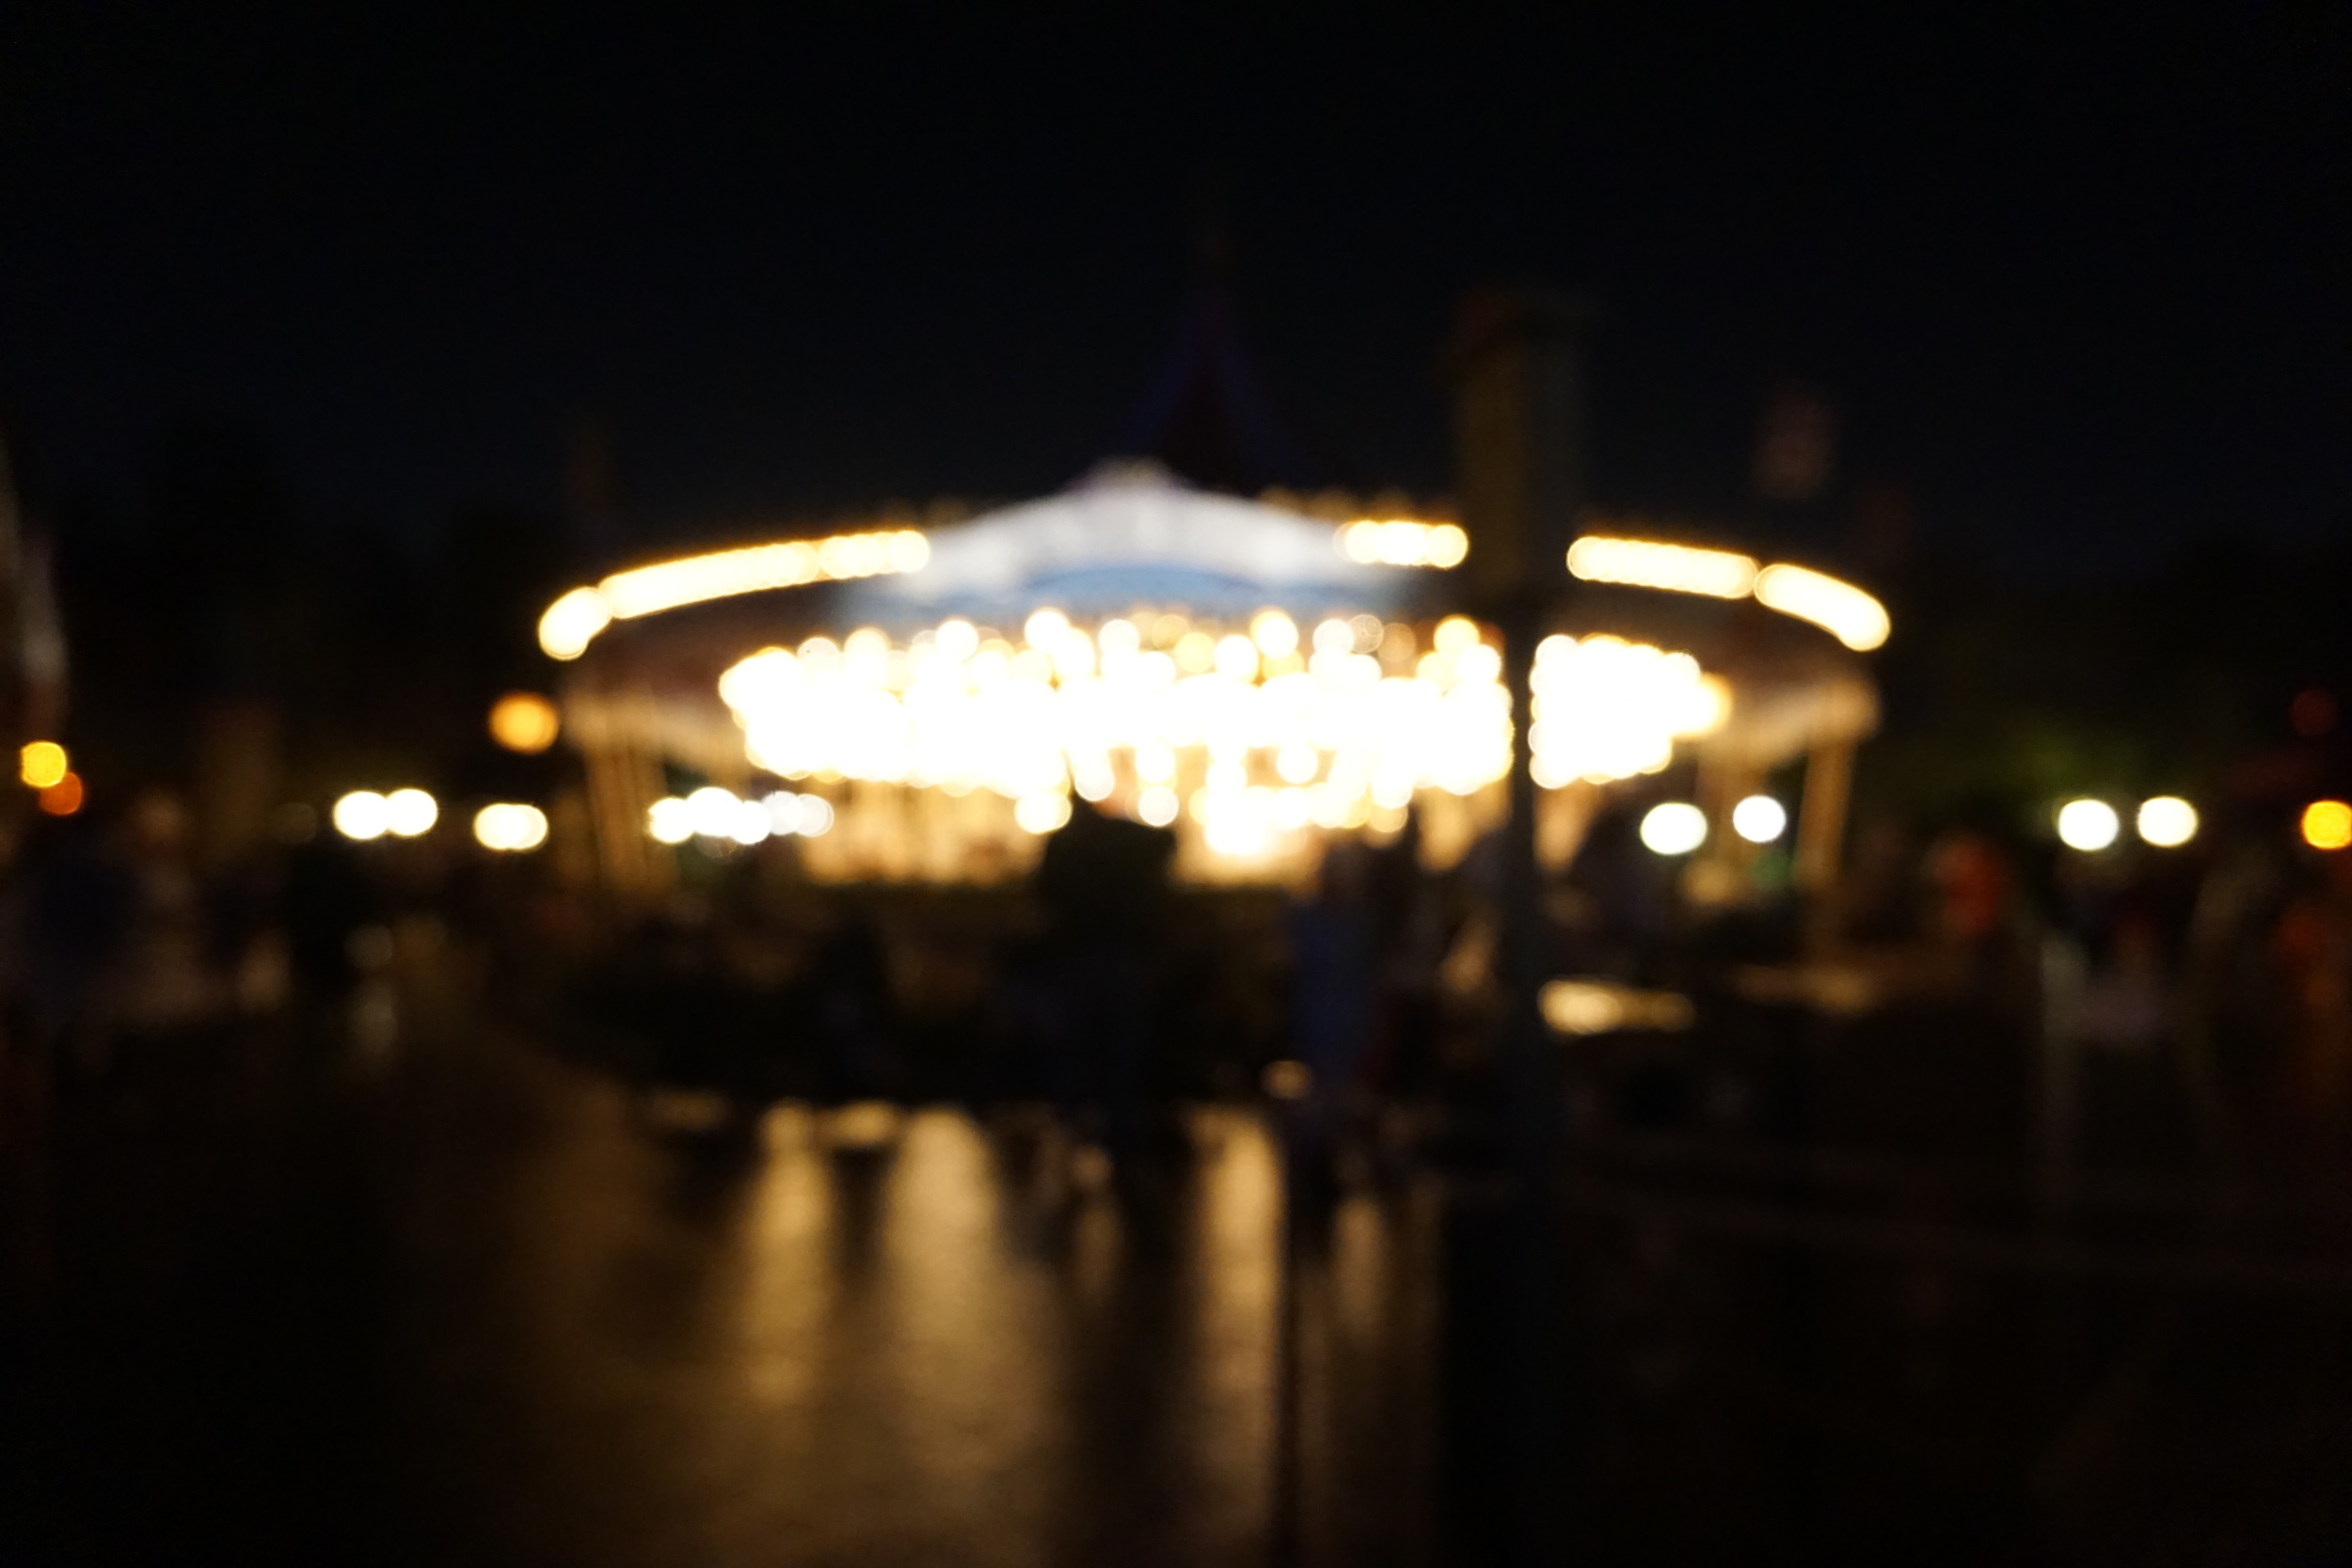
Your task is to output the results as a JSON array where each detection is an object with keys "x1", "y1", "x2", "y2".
[
  {"x1": 2056, "y1": 799, "x2": 2120, "y2": 851},
  {"x1": 1731, "y1": 795, "x2": 1788, "y2": 844},
  {"x1": 1639, "y1": 801, "x2": 1708, "y2": 855},
  {"x1": 2136, "y1": 796, "x2": 2198, "y2": 848}
]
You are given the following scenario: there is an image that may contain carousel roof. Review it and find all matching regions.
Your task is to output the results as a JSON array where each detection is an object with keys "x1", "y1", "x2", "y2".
[{"x1": 836, "y1": 463, "x2": 1428, "y2": 627}]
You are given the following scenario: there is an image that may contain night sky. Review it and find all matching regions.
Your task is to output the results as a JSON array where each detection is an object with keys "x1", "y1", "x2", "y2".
[{"x1": 4, "y1": 8, "x2": 2344, "y2": 572}]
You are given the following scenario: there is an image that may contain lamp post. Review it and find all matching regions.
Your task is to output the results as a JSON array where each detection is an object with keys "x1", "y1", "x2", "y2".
[{"x1": 1440, "y1": 289, "x2": 1587, "y2": 1564}]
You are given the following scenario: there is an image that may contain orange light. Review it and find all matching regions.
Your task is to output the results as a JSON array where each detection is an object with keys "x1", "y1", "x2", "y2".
[
  {"x1": 487, "y1": 692, "x2": 561, "y2": 753},
  {"x1": 19, "y1": 740, "x2": 67, "y2": 789},
  {"x1": 2302, "y1": 800, "x2": 2352, "y2": 851},
  {"x1": 38, "y1": 771, "x2": 83, "y2": 816}
]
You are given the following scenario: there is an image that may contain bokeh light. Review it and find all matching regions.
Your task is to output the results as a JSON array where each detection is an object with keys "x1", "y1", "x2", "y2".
[
  {"x1": 2056, "y1": 799, "x2": 2121, "y2": 851},
  {"x1": 472, "y1": 802, "x2": 548, "y2": 851},
  {"x1": 2135, "y1": 796, "x2": 2198, "y2": 848},
  {"x1": 487, "y1": 692, "x2": 561, "y2": 753},
  {"x1": 384, "y1": 788, "x2": 439, "y2": 837},
  {"x1": 1730, "y1": 794, "x2": 1788, "y2": 844},
  {"x1": 334, "y1": 791, "x2": 391, "y2": 841},
  {"x1": 19, "y1": 740, "x2": 67, "y2": 789},
  {"x1": 1639, "y1": 801, "x2": 1708, "y2": 855},
  {"x1": 2303, "y1": 800, "x2": 2352, "y2": 851},
  {"x1": 37, "y1": 771, "x2": 83, "y2": 816}
]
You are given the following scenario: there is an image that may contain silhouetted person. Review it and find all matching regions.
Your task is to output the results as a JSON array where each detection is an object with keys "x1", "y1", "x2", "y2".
[
  {"x1": 1035, "y1": 800, "x2": 1175, "y2": 1173},
  {"x1": 280, "y1": 830, "x2": 381, "y2": 1030},
  {"x1": 1287, "y1": 840, "x2": 1377, "y2": 1200},
  {"x1": 812, "y1": 907, "x2": 895, "y2": 1104}
]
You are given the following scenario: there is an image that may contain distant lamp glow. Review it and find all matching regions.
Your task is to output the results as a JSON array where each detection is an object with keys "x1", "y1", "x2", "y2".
[
  {"x1": 537, "y1": 587, "x2": 612, "y2": 661},
  {"x1": 333, "y1": 791, "x2": 391, "y2": 841},
  {"x1": 686, "y1": 785, "x2": 740, "y2": 838},
  {"x1": 384, "y1": 788, "x2": 439, "y2": 838},
  {"x1": 472, "y1": 802, "x2": 548, "y2": 852},
  {"x1": 2135, "y1": 796, "x2": 2199, "y2": 848},
  {"x1": 646, "y1": 798, "x2": 693, "y2": 845},
  {"x1": 2056, "y1": 799, "x2": 2121, "y2": 851},
  {"x1": 19, "y1": 740, "x2": 68, "y2": 789},
  {"x1": 1568, "y1": 536, "x2": 1758, "y2": 598},
  {"x1": 1639, "y1": 801, "x2": 1708, "y2": 856},
  {"x1": 1753, "y1": 563, "x2": 1891, "y2": 651},
  {"x1": 1249, "y1": 609, "x2": 1299, "y2": 658},
  {"x1": 1014, "y1": 790, "x2": 1072, "y2": 835},
  {"x1": 1541, "y1": 978, "x2": 1696, "y2": 1037},
  {"x1": 1730, "y1": 794, "x2": 1788, "y2": 844},
  {"x1": 487, "y1": 692, "x2": 561, "y2": 753},
  {"x1": 2302, "y1": 800, "x2": 2352, "y2": 852},
  {"x1": 37, "y1": 772, "x2": 83, "y2": 816},
  {"x1": 1136, "y1": 784, "x2": 1180, "y2": 827},
  {"x1": 537, "y1": 528, "x2": 930, "y2": 659}
]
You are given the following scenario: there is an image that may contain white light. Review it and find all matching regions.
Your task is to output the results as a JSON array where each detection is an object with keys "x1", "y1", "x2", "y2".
[
  {"x1": 686, "y1": 785, "x2": 739, "y2": 838},
  {"x1": 729, "y1": 800, "x2": 772, "y2": 845},
  {"x1": 763, "y1": 791, "x2": 804, "y2": 835},
  {"x1": 1276, "y1": 743, "x2": 1320, "y2": 784},
  {"x1": 1639, "y1": 801, "x2": 1708, "y2": 856},
  {"x1": 797, "y1": 796, "x2": 834, "y2": 836},
  {"x1": 1014, "y1": 790, "x2": 1072, "y2": 835},
  {"x1": 384, "y1": 788, "x2": 438, "y2": 838},
  {"x1": 1568, "y1": 536, "x2": 1758, "y2": 598},
  {"x1": 1731, "y1": 795, "x2": 1788, "y2": 844},
  {"x1": 472, "y1": 802, "x2": 548, "y2": 852},
  {"x1": 1134, "y1": 742, "x2": 1177, "y2": 784},
  {"x1": 936, "y1": 618, "x2": 978, "y2": 660},
  {"x1": 1753, "y1": 563, "x2": 1890, "y2": 651},
  {"x1": 535, "y1": 528, "x2": 930, "y2": 658},
  {"x1": 1136, "y1": 784, "x2": 1180, "y2": 827},
  {"x1": 537, "y1": 587, "x2": 612, "y2": 661},
  {"x1": 2136, "y1": 796, "x2": 2198, "y2": 848},
  {"x1": 2056, "y1": 799, "x2": 2121, "y2": 851},
  {"x1": 333, "y1": 791, "x2": 390, "y2": 842},
  {"x1": 647, "y1": 798, "x2": 693, "y2": 844},
  {"x1": 1024, "y1": 608, "x2": 1071, "y2": 649},
  {"x1": 1249, "y1": 610, "x2": 1299, "y2": 658}
]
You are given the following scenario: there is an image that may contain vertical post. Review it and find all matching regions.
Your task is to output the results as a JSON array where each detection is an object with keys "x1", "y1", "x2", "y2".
[
  {"x1": 1444, "y1": 290, "x2": 1586, "y2": 1564},
  {"x1": 1792, "y1": 738, "x2": 1853, "y2": 893}
]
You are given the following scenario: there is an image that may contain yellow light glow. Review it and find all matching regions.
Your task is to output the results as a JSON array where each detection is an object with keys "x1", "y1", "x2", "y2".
[
  {"x1": 2303, "y1": 800, "x2": 2352, "y2": 851},
  {"x1": 1014, "y1": 790, "x2": 1072, "y2": 835},
  {"x1": 1568, "y1": 536, "x2": 1758, "y2": 598},
  {"x1": 1753, "y1": 563, "x2": 1890, "y2": 651},
  {"x1": 1336, "y1": 518, "x2": 1470, "y2": 568},
  {"x1": 472, "y1": 802, "x2": 549, "y2": 852},
  {"x1": 2136, "y1": 796, "x2": 2198, "y2": 848},
  {"x1": 384, "y1": 788, "x2": 439, "y2": 838},
  {"x1": 333, "y1": 791, "x2": 391, "y2": 841},
  {"x1": 1541, "y1": 979, "x2": 1695, "y2": 1036},
  {"x1": 1731, "y1": 795, "x2": 1788, "y2": 844},
  {"x1": 2056, "y1": 799, "x2": 2120, "y2": 851},
  {"x1": 487, "y1": 692, "x2": 561, "y2": 753},
  {"x1": 1249, "y1": 610, "x2": 1299, "y2": 658},
  {"x1": 19, "y1": 740, "x2": 68, "y2": 789},
  {"x1": 537, "y1": 528, "x2": 930, "y2": 659},
  {"x1": 1024, "y1": 608, "x2": 1071, "y2": 649},
  {"x1": 647, "y1": 798, "x2": 693, "y2": 844},
  {"x1": 1639, "y1": 802, "x2": 1708, "y2": 855},
  {"x1": 711, "y1": 612, "x2": 1724, "y2": 869}
]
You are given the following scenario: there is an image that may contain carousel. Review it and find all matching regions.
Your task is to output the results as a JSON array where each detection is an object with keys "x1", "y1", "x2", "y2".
[{"x1": 528, "y1": 460, "x2": 1887, "y2": 903}]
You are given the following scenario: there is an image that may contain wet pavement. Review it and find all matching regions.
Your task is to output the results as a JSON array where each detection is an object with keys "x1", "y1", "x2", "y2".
[
  {"x1": 1, "y1": 1011, "x2": 1438, "y2": 1567},
  {"x1": 11, "y1": 981, "x2": 2352, "y2": 1563}
]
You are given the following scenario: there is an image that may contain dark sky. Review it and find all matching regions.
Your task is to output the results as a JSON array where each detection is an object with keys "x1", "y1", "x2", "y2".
[{"x1": 4, "y1": 8, "x2": 2344, "y2": 571}]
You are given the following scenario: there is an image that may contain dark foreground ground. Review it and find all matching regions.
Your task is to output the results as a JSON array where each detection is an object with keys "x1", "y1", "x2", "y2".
[{"x1": 7, "y1": 967, "x2": 2352, "y2": 1565}]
